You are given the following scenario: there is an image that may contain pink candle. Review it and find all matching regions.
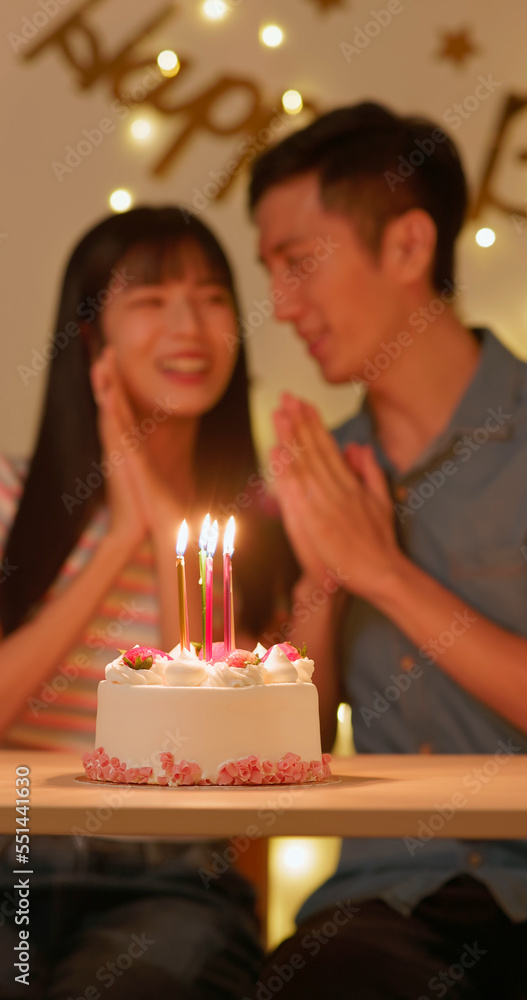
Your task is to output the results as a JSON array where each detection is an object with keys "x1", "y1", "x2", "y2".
[
  {"x1": 175, "y1": 520, "x2": 189, "y2": 650},
  {"x1": 205, "y1": 519, "x2": 218, "y2": 661},
  {"x1": 223, "y1": 516, "x2": 235, "y2": 655}
]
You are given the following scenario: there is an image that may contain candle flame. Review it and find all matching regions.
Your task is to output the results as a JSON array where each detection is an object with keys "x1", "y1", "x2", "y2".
[
  {"x1": 176, "y1": 519, "x2": 189, "y2": 557},
  {"x1": 223, "y1": 515, "x2": 235, "y2": 557},
  {"x1": 206, "y1": 519, "x2": 219, "y2": 557},
  {"x1": 199, "y1": 513, "x2": 211, "y2": 550}
]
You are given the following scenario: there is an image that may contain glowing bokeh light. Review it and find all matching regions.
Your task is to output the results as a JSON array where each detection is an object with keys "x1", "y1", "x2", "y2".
[
  {"x1": 475, "y1": 227, "x2": 496, "y2": 248},
  {"x1": 203, "y1": 0, "x2": 228, "y2": 19},
  {"x1": 130, "y1": 119, "x2": 151, "y2": 140},
  {"x1": 157, "y1": 50, "x2": 180, "y2": 77},
  {"x1": 283, "y1": 845, "x2": 309, "y2": 870},
  {"x1": 282, "y1": 89, "x2": 303, "y2": 115},
  {"x1": 260, "y1": 24, "x2": 283, "y2": 47},
  {"x1": 109, "y1": 189, "x2": 132, "y2": 213}
]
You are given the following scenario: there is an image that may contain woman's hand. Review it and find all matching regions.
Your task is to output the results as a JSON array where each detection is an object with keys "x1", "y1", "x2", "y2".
[
  {"x1": 90, "y1": 350, "x2": 147, "y2": 550},
  {"x1": 272, "y1": 394, "x2": 402, "y2": 601},
  {"x1": 91, "y1": 347, "x2": 184, "y2": 544}
]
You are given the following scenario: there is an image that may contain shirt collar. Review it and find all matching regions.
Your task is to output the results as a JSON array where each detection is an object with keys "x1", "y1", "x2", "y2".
[{"x1": 445, "y1": 328, "x2": 522, "y2": 436}]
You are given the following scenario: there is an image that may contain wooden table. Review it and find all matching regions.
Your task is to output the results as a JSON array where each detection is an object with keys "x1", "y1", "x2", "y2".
[{"x1": 1, "y1": 750, "x2": 526, "y2": 839}]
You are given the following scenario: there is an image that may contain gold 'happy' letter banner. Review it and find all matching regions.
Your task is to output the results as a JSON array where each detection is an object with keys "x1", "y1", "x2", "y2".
[
  {"x1": 471, "y1": 94, "x2": 527, "y2": 226},
  {"x1": 18, "y1": 0, "x2": 527, "y2": 220},
  {"x1": 21, "y1": 0, "x2": 317, "y2": 201}
]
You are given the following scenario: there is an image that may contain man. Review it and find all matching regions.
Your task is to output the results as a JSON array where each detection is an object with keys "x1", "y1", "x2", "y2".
[{"x1": 248, "y1": 103, "x2": 527, "y2": 998}]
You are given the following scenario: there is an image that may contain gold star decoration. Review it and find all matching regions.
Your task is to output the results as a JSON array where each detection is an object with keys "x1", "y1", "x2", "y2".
[
  {"x1": 437, "y1": 28, "x2": 481, "y2": 67},
  {"x1": 307, "y1": 0, "x2": 348, "y2": 11}
]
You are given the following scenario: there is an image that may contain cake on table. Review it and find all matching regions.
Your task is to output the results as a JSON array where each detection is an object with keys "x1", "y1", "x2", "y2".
[{"x1": 82, "y1": 641, "x2": 331, "y2": 786}]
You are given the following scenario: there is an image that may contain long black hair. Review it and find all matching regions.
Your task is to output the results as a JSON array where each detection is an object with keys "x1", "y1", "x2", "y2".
[{"x1": 1, "y1": 206, "x2": 282, "y2": 636}]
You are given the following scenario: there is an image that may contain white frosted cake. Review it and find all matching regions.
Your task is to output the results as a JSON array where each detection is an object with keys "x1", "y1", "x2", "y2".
[{"x1": 82, "y1": 642, "x2": 331, "y2": 786}]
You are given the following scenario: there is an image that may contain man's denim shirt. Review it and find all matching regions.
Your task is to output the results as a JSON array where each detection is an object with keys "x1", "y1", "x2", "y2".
[{"x1": 299, "y1": 329, "x2": 527, "y2": 924}]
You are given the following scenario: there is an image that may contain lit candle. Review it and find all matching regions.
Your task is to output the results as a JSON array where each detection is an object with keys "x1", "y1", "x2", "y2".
[
  {"x1": 205, "y1": 519, "x2": 218, "y2": 662},
  {"x1": 223, "y1": 516, "x2": 235, "y2": 655},
  {"x1": 175, "y1": 520, "x2": 190, "y2": 649},
  {"x1": 198, "y1": 514, "x2": 211, "y2": 653}
]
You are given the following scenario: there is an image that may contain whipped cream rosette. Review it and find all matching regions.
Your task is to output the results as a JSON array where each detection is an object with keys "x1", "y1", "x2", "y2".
[
  {"x1": 260, "y1": 641, "x2": 315, "y2": 683},
  {"x1": 165, "y1": 643, "x2": 208, "y2": 686},
  {"x1": 105, "y1": 645, "x2": 173, "y2": 685},
  {"x1": 260, "y1": 645, "x2": 298, "y2": 683}
]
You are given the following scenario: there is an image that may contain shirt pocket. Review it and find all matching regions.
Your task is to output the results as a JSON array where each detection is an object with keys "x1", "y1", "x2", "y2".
[{"x1": 448, "y1": 544, "x2": 527, "y2": 634}]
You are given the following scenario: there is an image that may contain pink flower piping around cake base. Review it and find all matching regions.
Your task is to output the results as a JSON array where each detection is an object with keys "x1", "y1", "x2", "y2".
[{"x1": 82, "y1": 748, "x2": 331, "y2": 786}]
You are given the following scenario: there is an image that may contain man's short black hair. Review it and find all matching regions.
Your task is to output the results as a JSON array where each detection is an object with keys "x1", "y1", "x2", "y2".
[{"x1": 249, "y1": 102, "x2": 468, "y2": 292}]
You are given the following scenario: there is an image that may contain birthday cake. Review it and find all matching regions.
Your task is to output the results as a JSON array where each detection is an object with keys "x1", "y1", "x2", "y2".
[{"x1": 82, "y1": 642, "x2": 331, "y2": 786}]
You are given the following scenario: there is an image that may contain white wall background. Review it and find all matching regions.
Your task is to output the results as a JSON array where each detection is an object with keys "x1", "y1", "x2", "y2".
[{"x1": 1, "y1": 0, "x2": 527, "y2": 461}]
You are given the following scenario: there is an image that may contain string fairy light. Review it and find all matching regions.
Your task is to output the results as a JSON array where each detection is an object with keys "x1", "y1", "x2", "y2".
[
  {"x1": 203, "y1": 0, "x2": 228, "y2": 19},
  {"x1": 260, "y1": 24, "x2": 284, "y2": 47},
  {"x1": 157, "y1": 50, "x2": 180, "y2": 77},
  {"x1": 109, "y1": 189, "x2": 132, "y2": 213},
  {"x1": 282, "y1": 89, "x2": 303, "y2": 114},
  {"x1": 475, "y1": 227, "x2": 496, "y2": 247},
  {"x1": 130, "y1": 119, "x2": 151, "y2": 140}
]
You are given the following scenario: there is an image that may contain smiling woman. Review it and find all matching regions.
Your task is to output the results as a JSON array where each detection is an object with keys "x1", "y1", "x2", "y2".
[
  {"x1": 1, "y1": 207, "x2": 283, "y2": 645},
  {"x1": 102, "y1": 241, "x2": 239, "y2": 420},
  {"x1": 0, "y1": 205, "x2": 293, "y2": 998}
]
